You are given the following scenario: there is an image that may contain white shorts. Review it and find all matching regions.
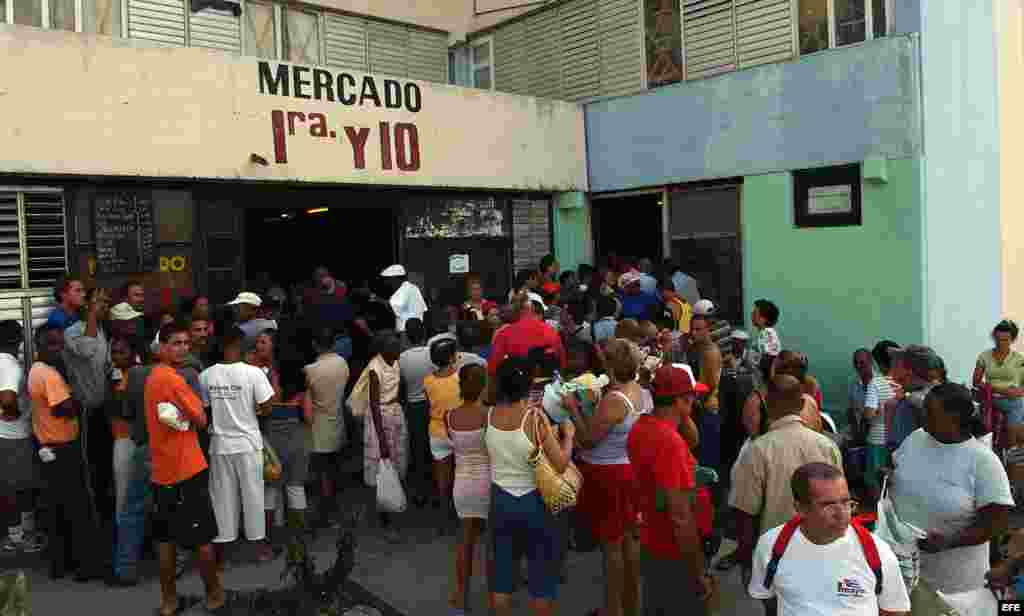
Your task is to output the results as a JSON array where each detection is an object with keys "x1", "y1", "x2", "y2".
[{"x1": 209, "y1": 450, "x2": 265, "y2": 543}]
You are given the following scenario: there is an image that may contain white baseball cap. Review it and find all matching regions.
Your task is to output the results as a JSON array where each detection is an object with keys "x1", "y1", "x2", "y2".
[
  {"x1": 381, "y1": 264, "x2": 406, "y2": 277},
  {"x1": 693, "y1": 299, "x2": 716, "y2": 316},
  {"x1": 730, "y1": 329, "x2": 751, "y2": 341},
  {"x1": 227, "y1": 291, "x2": 262, "y2": 307}
]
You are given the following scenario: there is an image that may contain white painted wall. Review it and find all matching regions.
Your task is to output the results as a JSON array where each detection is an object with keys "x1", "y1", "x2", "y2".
[
  {"x1": 0, "y1": 26, "x2": 587, "y2": 191},
  {"x1": 919, "y1": 0, "x2": 1003, "y2": 382},
  {"x1": 998, "y1": 0, "x2": 1024, "y2": 335}
]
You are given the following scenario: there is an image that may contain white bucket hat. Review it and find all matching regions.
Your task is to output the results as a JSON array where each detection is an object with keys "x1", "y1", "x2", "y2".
[{"x1": 227, "y1": 291, "x2": 262, "y2": 307}]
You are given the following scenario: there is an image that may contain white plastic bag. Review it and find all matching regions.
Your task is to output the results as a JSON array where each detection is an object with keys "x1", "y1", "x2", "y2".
[
  {"x1": 874, "y1": 476, "x2": 926, "y2": 591},
  {"x1": 376, "y1": 459, "x2": 407, "y2": 513},
  {"x1": 157, "y1": 402, "x2": 190, "y2": 431},
  {"x1": 937, "y1": 588, "x2": 997, "y2": 616}
]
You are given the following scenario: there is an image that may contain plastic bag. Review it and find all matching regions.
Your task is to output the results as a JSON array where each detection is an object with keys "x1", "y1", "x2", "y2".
[
  {"x1": 874, "y1": 476, "x2": 926, "y2": 591},
  {"x1": 376, "y1": 459, "x2": 407, "y2": 513},
  {"x1": 936, "y1": 588, "x2": 997, "y2": 616}
]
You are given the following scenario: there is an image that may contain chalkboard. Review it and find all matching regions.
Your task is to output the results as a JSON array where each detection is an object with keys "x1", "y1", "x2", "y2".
[{"x1": 94, "y1": 192, "x2": 156, "y2": 274}]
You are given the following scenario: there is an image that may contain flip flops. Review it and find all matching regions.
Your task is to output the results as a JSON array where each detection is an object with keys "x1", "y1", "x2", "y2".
[{"x1": 154, "y1": 597, "x2": 186, "y2": 616}]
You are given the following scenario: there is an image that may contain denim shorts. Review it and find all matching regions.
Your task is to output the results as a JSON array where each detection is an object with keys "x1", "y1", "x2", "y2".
[
  {"x1": 995, "y1": 398, "x2": 1024, "y2": 426},
  {"x1": 489, "y1": 485, "x2": 562, "y2": 600}
]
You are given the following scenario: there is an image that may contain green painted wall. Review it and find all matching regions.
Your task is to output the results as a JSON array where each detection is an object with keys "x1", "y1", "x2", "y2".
[
  {"x1": 552, "y1": 192, "x2": 592, "y2": 273},
  {"x1": 741, "y1": 157, "x2": 924, "y2": 418}
]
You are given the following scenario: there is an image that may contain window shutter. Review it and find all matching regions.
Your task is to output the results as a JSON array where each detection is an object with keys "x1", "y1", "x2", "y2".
[
  {"x1": 682, "y1": 0, "x2": 737, "y2": 80},
  {"x1": 407, "y1": 28, "x2": 446, "y2": 83},
  {"x1": 325, "y1": 13, "x2": 368, "y2": 71},
  {"x1": 598, "y1": 0, "x2": 643, "y2": 97},
  {"x1": 367, "y1": 19, "x2": 409, "y2": 78},
  {"x1": 283, "y1": 9, "x2": 320, "y2": 65},
  {"x1": 189, "y1": 7, "x2": 241, "y2": 53},
  {"x1": 127, "y1": 0, "x2": 186, "y2": 47},
  {"x1": 243, "y1": 0, "x2": 276, "y2": 59},
  {"x1": 23, "y1": 192, "x2": 66, "y2": 290},
  {"x1": 561, "y1": 0, "x2": 599, "y2": 101},
  {"x1": 0, "y1": 193, "x2": 22, "y2": 291},
  {"x1": 494, "y1": 20, "x2": 529, "y2": 95},
  {"x1": 734, "y1": 0, "x2": 793, "y2": 69},
  {"x1": 524, "y1": 9, "x2": 562, "y2": 100}
]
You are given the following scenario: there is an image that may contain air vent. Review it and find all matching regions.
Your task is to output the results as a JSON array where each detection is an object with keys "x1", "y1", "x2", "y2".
[{"x1": 0, "y1": 193, "x2": 22, "y2": 291}]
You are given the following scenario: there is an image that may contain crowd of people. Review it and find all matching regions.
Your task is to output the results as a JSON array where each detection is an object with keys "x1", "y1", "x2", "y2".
[{"x1": 0, "y1": 254, "x2": 1019, "y2": 616}]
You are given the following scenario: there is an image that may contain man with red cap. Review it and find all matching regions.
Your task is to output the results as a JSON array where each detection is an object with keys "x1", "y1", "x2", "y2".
[{"x1": 627, "y1": 364, "x2": 716, "y2": 614}]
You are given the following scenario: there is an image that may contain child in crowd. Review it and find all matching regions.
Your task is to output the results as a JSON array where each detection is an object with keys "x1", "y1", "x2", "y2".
[{"x1": 751, "y1": 299, "x2": 781, "y2": 380}]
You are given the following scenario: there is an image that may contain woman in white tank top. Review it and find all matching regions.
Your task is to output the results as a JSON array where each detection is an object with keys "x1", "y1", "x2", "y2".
[{"x1": 485, "y1": 356, "x2": 574, "y2": 616}]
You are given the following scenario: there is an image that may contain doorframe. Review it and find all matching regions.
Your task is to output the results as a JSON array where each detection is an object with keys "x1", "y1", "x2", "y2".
[{"x1": 590, "y1": 188, "x2": 668, "y2": 263}]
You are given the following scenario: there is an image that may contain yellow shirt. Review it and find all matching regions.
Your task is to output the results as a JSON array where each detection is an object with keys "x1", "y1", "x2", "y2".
[{"x1": 423, "y1": 371, "x2": 462, "y2": 439}]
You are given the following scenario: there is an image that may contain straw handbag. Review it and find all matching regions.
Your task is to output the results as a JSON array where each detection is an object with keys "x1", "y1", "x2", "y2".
[{"x1": 528, "y1": 409, "x2": 582, "y2": 515}]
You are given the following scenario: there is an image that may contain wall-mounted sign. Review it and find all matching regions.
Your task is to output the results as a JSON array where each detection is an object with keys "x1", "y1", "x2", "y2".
[
  {"x1": 449, "y1": 254, "x2": 470, "y2": 274},
  {"x1": 0, "y1": 30, "x2": 588, "y2": 191},
  {"x1": 807, "y1": 185, "x2": 853, "y2": 215},
  {"x1": 93, "y1": 192, "x2": 156, "y2": 274},
  {"x1": 159, "y1": 255, "x2": 189, "y2": 272}
]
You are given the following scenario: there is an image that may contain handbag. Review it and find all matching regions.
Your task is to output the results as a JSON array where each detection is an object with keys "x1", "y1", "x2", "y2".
[
  {"x1": 263, "y1": 441, "x2": 283, "y2": 482},
  {"x1": 874, "y1": 475, "x2": 926, "y2": 592},
  {"x1": 527, "y1": 409, "x2": 582, "y2": 515},
  {"x1": 376, "y1": 458, "x2": 407, "y2": 513}
]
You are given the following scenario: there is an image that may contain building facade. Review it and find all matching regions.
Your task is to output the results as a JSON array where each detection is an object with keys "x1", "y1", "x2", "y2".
[{"x1": 2, "y1": 0, "x2": 1020, "y2": 408}]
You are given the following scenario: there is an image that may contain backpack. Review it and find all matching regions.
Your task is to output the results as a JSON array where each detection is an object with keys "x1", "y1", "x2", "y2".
[{"x1": 763, "y1": 516, "x2": 883, "y2": 595}]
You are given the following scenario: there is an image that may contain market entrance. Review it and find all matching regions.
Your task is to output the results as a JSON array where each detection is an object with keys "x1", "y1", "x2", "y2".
[
  {"x1": 244, "y1": 203, "x2": 397, "y2": 299},
  {"x1": 591, "y1": 192, "x2": 665, "y2": 264}
]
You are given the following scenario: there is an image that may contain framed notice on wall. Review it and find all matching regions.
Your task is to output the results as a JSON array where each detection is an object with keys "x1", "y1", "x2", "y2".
[
  {"x1": 93, "y1": 192, "x2": 157, "y2": 273},
  {"x1": 794, "y1": 164, "x2": 862, "y2": 228}
]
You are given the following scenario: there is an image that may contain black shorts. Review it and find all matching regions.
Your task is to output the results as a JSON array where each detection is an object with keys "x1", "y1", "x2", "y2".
[{"x1": 151, "y1": 469, "x2": 218, "y2": 549}]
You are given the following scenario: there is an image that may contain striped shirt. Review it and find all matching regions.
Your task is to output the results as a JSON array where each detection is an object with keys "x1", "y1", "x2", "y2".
[{"x1": 864, "y1": 375, "x2": 895, "y2": 446}]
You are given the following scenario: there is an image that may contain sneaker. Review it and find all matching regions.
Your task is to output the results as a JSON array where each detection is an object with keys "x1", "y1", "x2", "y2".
[{"x1": 20, "y1": 533, "x2": 45, "y2": 554}]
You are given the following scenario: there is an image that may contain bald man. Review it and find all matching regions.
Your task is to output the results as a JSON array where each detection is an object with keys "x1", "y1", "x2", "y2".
[{"x1": 729, "y1": 375, "x2": 843, "y2": 615}]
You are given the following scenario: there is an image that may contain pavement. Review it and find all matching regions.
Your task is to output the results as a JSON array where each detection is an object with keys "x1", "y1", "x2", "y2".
[{"x1": 9, "y1": 485, "x2": 763, "y2": 615}]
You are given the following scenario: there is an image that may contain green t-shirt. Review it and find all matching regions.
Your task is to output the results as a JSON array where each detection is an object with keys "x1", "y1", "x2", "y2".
[{"x1": 977, "y1": 349, "x2": 1024, "y2": 390}]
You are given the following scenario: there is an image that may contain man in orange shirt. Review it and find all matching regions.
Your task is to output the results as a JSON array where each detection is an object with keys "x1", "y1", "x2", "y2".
[
  {"x1": 145, "y1": 321, "x2": 223, "y2": 616},
  {"x1": 30, "y1": 323, "x2": 102, "y2": 581}
]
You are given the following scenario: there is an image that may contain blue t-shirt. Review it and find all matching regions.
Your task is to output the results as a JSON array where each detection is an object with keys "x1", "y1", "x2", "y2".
[
  {"x1": 46, "y1": 306, "x2": 79, "y2": 330},
  {"x1": 617, "y1": 290, "x2": 661, "y2": 321}
]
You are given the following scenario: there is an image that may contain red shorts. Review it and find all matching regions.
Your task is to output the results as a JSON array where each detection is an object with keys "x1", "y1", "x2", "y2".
[{"x1": 577, "y1": 462, "x2": 636, "y2": 543}]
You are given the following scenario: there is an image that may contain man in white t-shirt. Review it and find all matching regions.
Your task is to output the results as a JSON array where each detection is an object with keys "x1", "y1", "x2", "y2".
[
  {"x1": 0, "y1": 321, "x2": 42, "y2": 553},
  {"x1": 199, "y1": 327, "x2": 274, "y2": 559},
  {"x1": 749, "y1": 462, "x2": 910, "y2": 616}
]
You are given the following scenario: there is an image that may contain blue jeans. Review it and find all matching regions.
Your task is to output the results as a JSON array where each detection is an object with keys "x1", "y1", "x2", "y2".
[
  {"x1": 489, "y1": 485, "x2": 561, "y2": 600},
  {"x1": 995, "y1": 397, "x2": 1024, "y2": 426},
  {"x1": 113, "y1": 444, "x2": 150, "y2": 580}
]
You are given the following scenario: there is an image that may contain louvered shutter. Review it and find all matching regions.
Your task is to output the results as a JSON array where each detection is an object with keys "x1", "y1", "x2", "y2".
[
  {"x1": 243, "y1": 1, "x2": 276, "y2": 59},
  {"x1": 367, "y1": 20, "x2": 409, "y2": 78},
  {"x1": 494, "y1": 20, "x2": 529, "y2": 95},
  {"x1": 734, "y1": 0, "x2": 793, "y2": 69},
  {"x1": 683, "y1": 0, "x2": 738, "y2": 80},
  {"x1": 0, "y1": 194, "x2": 21, "y2": 292},
  {"x1": 325, "y1": 13, "x2": 368, "y2": 71},
  {"x1": 407, "y1": 28, "x2": 446, "y2": 83},
  {"x1": 283, "y1": 9, "x2": 319, "y2": 65},
  {"x1": 127, "y1": 0, "x2": 186, "y2": 47},
  {"x1": 525, "y1": 9, "x2": 562, "y2": 99},
  {"x1": 189, "y1": 7, "x2": 241, "y2": 53},
  {"x1": 23, "y1": 192, "x2": 67, "y2": 291},
  {"x1": 599, "y1": 0, "x2": 643, "y2": 97},
  {"x1": 561, "y1": 0, "x2": 599, "y2": 101}
]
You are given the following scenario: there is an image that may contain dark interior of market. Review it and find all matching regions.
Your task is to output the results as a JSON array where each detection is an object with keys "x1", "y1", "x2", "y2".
[
  {"x1": 592, "y1": 194, "x2": 664, "y2": 264},
  {"x1": 244, "y1": 204, "x2": 397, "y2": 300}
]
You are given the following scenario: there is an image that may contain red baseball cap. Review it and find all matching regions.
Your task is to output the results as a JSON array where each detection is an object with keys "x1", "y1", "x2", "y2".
[{"x1": 653, "y1": 364, "x2": 709, "y2": 397}]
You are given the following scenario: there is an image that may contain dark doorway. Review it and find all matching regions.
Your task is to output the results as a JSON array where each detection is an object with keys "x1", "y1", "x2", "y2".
[
  {"x1": 245, "y1": 206, "x2": 397, "y2": 295},
  {"x1": 592, "y1": 193, "x2": 664, "y2": 263}
]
